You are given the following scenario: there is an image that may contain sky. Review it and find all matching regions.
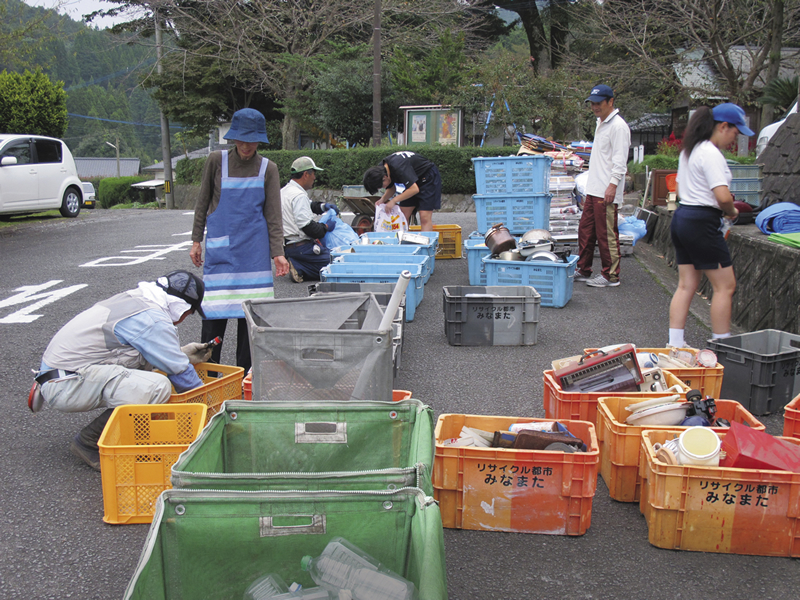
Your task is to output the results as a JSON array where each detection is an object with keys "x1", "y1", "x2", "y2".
[{"x1": 24, "y1": 0, "x2": 137, "y2": 30}]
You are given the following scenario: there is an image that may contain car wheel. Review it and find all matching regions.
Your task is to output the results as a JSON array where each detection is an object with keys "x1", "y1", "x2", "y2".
[
  {"x1": 60, "y1": 186, "x2": 81, "y2": 218},
  {"x1": 351, "y1": 214, "x2": 373, "y2": 236}
]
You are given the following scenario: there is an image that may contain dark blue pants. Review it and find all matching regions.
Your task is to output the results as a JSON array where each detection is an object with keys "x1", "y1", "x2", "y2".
[{"x1": 284, "y1": 240, "x2": 331, "y2": 281}]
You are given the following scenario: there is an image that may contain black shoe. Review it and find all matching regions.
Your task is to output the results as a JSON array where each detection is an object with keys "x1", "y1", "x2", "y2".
[{"x1": 70, "y1": 434, "x2": 101, "y2": 471}]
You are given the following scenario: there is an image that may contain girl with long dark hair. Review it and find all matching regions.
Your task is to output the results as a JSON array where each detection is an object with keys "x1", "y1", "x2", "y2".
[{"x1": 668, "y1": 103, "x2": 754, "y2": 347}]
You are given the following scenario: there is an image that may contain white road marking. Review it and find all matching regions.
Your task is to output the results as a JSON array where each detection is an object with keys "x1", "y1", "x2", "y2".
[{"x1": 0, "y1": 281, "x2": 88, "y2": 323}]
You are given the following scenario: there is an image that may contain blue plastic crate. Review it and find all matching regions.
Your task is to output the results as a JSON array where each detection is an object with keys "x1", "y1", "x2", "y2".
[
  {"x1": 320, "y1": 262, "x2": 424, "y2": 321},
  {"x1": 331, "y1": 253, "x2": 432, "y2": 285},
  {"x1": 358, "y1": 232, "x2": 438, "y2": 267},
  {"x1": 473, "y1": 193, "x2": 552, "y2": 235},
  {"x1": 482, "y1": 254, "x2": 578, "y2": 308},
  {"x1": 330, "y1": 244, "x2": 423, "y2": 258},
  {"x1": 463, "y1": 238, "x2": 491, "y2": 285},
  {"x1": 471, "y1": 155, "x2": 552, "y2": 195},
  {"x1": 729, "y1": 178, "x2": 762, "y2": 193},
  {"x1": 728, "y1": 164, "x2": 763, "y2": 179}
]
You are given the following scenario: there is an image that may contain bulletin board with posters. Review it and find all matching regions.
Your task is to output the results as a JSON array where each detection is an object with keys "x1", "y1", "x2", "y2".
[{"x1": 402, "y1": 107, "x2": 462, "y2": 147}]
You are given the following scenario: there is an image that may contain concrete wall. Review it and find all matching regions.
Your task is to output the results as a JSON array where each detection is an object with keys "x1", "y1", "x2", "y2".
[{"x1": 649, "y1": 207, "x2": 800, "y2": 334}]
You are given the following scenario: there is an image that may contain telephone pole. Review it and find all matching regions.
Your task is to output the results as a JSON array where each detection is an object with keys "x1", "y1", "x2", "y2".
[
  {"x1": 155, "y1": 11, "x2": 174, "y2": 209},
  {"x1": 371, "y1": 0, "x2": 381, "y2": 147}
]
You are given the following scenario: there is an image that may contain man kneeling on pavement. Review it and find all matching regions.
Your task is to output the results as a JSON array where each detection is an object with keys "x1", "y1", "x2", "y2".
[
  {"x1": 29, "y1": 270, "x2": 211, "y2": 470},
  {"x1": 280, "y1": 156, "x2": 340, "y2": 283}
]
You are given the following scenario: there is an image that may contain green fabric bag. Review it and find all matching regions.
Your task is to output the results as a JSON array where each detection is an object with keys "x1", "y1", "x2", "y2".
[
  {"x1": 124, "y1": 488, "x2": 448, "y2": 600},
  {"x1": 171, "y1": 400, "x2": 434, "y2": 495},
  {"x1": 769, "y1": 232, "x2": 800, "y2": 248}
]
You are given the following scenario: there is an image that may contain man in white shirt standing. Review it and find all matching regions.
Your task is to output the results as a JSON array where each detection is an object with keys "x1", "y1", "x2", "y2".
[{"x1": 575, "y1": 84, "x2": 631, "y2": 288}]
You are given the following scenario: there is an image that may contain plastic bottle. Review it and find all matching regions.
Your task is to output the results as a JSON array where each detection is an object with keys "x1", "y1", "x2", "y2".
[
  {"x1": 300, "y1": 537, "x2": 417, "y2": 600},
  {"x1": 243, "y1": 574, "x2": 332, "y2": 600},
  {"x1": 243, "y1": 573, "x2": 289, "y2": 600}
]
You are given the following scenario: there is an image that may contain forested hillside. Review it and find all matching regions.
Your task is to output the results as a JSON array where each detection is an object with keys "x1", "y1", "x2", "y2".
[{"x1": 1, "y1": 0, "x2": 183, "y2": 165}]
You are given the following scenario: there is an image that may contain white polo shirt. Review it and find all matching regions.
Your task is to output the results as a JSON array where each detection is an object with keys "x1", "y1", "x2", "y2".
[
  {"x1": 676, "y1": 141, "x2": 731, "y2": 208},
  {"x1": 585, "y1": 108, "x2": 631, "y2": 205}
]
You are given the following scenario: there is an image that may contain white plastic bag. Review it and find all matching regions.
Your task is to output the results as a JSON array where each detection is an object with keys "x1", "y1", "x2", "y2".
[{"x1": 374, "y1": 203, "x2": 408, "y2": 233}]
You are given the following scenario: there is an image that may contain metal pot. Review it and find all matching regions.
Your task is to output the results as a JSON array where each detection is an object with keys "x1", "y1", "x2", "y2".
[
  {"x1": 485, "y1": 223, "x2": 516, "y2": 255},
  {"x1": 527, "y1": 250, "x2": 560, "y2": 262},
  {"x1": 498, "y1": 249, "x2": 525, "y2": 261}
]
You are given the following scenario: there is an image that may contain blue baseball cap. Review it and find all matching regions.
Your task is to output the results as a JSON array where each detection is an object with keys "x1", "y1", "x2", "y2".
[
  {"x1": 712, "y1": 103, "x2": 755, "y2": 136},
  {"x1": 586, "y1": 84, "x2": 614, "y2": 102},
  {"x1": 224, "y1": 108, "x2": 269, "y2": 143}
]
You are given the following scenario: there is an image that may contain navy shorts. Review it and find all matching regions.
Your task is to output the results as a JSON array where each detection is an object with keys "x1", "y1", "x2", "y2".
[
  {"x1": 398, "y1": 166, "x2": 442, "y2": 212},
  {"x1": 670, "y1": 205, "x2": 732, "y2": 270}
]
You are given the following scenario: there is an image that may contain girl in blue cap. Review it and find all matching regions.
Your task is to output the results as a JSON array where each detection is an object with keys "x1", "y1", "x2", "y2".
[
  {"x1": 668, "y1": 103, "x2": 754, "y2": 348},
  {"x1": 190, "y1": 108, "x2": 290, "y2": 372}
]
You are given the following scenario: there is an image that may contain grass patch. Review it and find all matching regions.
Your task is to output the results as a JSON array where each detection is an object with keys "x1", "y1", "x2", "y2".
[{"x1": 110, "y1": 202, "x2": 160, "y2": 210}]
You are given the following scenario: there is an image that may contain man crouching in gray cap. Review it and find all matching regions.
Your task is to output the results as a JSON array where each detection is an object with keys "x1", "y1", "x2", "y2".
[{"x1": 29, "y1": 271, "x2": 211, "y2": 470}]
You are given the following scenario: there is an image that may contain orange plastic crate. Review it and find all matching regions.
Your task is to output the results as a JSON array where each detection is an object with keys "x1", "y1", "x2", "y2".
[
  {"x1": 433, "y1": 414, "x2": 599, "y2": 535},
  {"x1": 543, "y1": 369, "x2": 691, "y2": 426},
  {"x1": 597, "y1": 396, "x2": 764, "y2": 503},
  {"x1": 392, "y1": 389, "x2": 412, "y2": 402},
  {"x1": 97, "y1": 403, "x2": 207, "y2": 524},
  {"x1": 584, "y1": 347, "x2": 724, "y2": 398},
  {"x1": 245, "y1": 373, "x2": 411, "y2": 404},
  {"x1": 638, "y1": 429, "x2": 800, "y2": 556},
  {"x1": 409, "y1": 224, "x2": 462, "y2": 259},
  {"x1": 243, "y1": 371, "x2": 252, "y2": 400},
  {"x1": 167, "y1": 362, "x2": 244, "y2": 424},
  {"x1": 784, "y1": 393, "x2": 800, "y2": 439}
]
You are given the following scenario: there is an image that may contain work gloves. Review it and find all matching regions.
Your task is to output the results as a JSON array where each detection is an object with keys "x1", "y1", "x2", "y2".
[
  {"x1": 181, "y1": 342, "x2": 213, "y2": 365},
  {"x1": 325, "y1": 220, "x2": 337, "y2": 232},
  {"x1": 323, "y1": 203, "x2": 340, "y2": 215}
]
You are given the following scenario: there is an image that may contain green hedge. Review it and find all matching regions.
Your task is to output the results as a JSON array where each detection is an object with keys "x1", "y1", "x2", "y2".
[
  {"x1": 97, "y1": 176, "x2": 152, "y2": 208},
  {"x1": 175, "y1": 145, "x2": 527, "y2": 195}
]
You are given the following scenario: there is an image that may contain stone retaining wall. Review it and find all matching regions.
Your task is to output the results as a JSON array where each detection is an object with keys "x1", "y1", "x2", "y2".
[{"x1": 649, "y1": 207, "x2": 800, "y2": 334}]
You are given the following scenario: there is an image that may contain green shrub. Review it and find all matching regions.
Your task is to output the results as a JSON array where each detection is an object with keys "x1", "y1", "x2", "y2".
[
  {"x1": 173, "y1": 145, "x2": 530, "y2": 194},
  {"x1": 627, "y1": 154, "x2": 680, "y2": 175},
  {"x1": 97, "y1": 176, "x2": 151, "y2": 208},
  {"x1": 175, "y1": 156, "x2": 208, "y2": 184}
]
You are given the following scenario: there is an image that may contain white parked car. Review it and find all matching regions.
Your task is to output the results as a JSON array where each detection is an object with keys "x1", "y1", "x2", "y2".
[
  {"x1": 755, "y1": 100, "x2": 798, "y2": 157},
  {"x1": 0, "y1": 134, "x2": 83, "y2": 218},
  {"x1": 81, "y1": 181, "x2": 96, "y2": 209}
]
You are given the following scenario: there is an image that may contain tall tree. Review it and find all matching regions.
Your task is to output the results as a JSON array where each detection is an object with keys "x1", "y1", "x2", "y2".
[
  {"x1": 569, "y1": 0, "x2": 800, "y2": 105},
  {"x1": 494, "y1": 0, "x2": 572, "y2": 73},
  {"x1": 98, "y1": 0, "x2": 502, "y2": 149}
]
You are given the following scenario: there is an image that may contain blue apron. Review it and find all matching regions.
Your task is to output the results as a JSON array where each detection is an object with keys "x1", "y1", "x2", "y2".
[{"x1": 202, "y1": 151, "x2": 273, "y2": 319}]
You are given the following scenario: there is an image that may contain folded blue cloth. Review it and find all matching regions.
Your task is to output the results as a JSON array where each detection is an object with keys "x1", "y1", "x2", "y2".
[{"x1": 755, "y1": 202, "x2": 800, "y2": 234}]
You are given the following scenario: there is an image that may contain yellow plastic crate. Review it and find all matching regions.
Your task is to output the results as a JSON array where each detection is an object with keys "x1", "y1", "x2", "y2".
[
  {"x1": 98, "y1": 403, "x2": 207, "y2": 524},
  {"x1": 409, "y1": 224, "x2": 462, "y2": 259},
  {"x1": 166, "y1": 362, "x2": 244, "y2": 424}
]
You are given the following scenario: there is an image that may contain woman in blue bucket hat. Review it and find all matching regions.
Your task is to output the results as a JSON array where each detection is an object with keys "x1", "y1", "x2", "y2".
[{"x1": 190, "y1": 108, "x2": 289, "y2": 372}]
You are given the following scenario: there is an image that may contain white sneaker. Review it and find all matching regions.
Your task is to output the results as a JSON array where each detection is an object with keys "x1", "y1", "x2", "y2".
[
  {"x1": 586, "y1": 274, "x2": 620, "y2": 287},
  {"x1": 574, "y1": 272, "x2": 591, "y2": 282}
]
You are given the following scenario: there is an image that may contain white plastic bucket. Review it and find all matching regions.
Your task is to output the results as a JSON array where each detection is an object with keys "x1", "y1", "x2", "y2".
[{"x1": 677, "y1": 427, "x2": 721, "y2": 466}]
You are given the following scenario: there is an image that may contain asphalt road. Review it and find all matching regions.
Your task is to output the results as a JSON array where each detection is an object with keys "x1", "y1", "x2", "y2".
[{"x1": 0, "y1": 209, "x2": 795, "y2": 599}]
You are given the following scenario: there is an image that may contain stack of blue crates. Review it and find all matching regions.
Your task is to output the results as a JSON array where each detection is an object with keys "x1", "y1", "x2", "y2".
[
  {"x1": 320, "y1": 232, "x2": 439, "y2": 322},
  {"x1": 728, "y1": 163, "x2": 763, "y2": 208},
  {"x1": 471, "y1": 155, "x2": 553, "y2": 234},
  {"x1": 468, "y1": 156, "x2": 577, "y2": 307}
]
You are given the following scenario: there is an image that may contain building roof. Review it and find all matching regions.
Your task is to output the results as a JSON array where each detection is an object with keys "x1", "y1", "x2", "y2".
[
  {"x1": 143, "y1": 147, "x2": 212, "y2": 172},
  {"x1": 75, "y1": 157, "x2": 141, "y2": 179},
  {"x1": 673, "y1": 46, "x2": 800, "y2": 100},
  {"x1": 628, "y1": 113, "x2": 671, "y2": 132}
]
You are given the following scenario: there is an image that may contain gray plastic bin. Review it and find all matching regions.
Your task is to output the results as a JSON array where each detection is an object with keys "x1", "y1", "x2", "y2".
[
  {"x1": 244, "y1": 293, "x2": 394, "y2": 402},
  {"x1": 707, "y1": 329, "x2": 800, "y2": 415},
  {"x1": 443, "y1": 285, "x2": 541, "y2": 346},
  {"x1": 308, "y1": 282, "x2": 404, "y2": 377}
]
